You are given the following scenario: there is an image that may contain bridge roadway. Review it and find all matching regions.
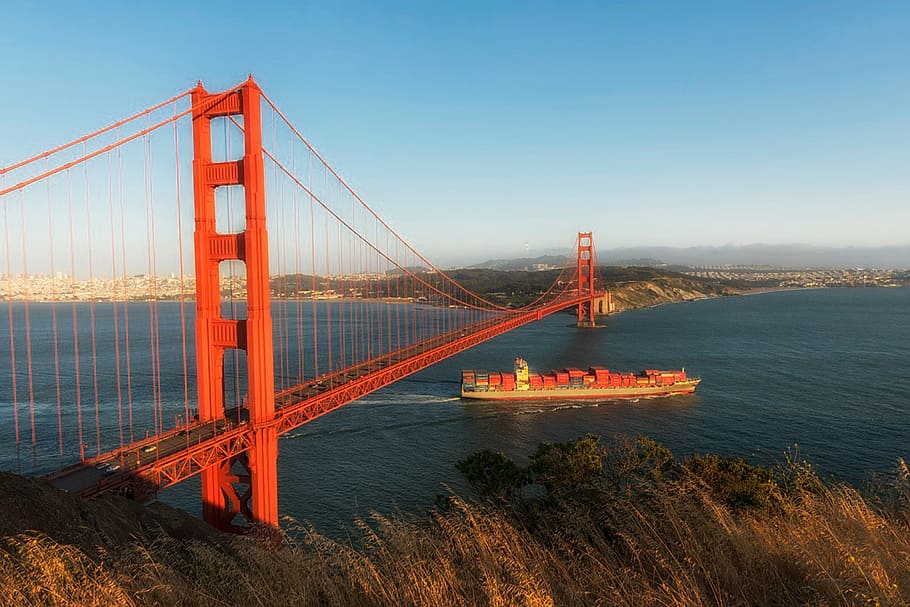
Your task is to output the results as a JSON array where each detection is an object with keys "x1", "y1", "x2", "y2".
[{"x1": 46, "y1": 293, "x2": 597, "y2": 499}]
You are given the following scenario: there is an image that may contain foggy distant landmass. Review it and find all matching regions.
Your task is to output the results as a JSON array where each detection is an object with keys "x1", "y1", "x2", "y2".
[
  {"x1": 466, "y1": 255, "x2": 570, "y2": 271},
  {"x1": 467, "y1": 244, "x2": 910, "y2": 270}
]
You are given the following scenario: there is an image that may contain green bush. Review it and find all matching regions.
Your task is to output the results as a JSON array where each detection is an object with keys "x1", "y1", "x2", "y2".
[
  {"x1": 683, "y1": 454, "x2": 782, "y2": 510},
  {"x1": 528, "y1": 434, "x2": 606, "y2": 496},
  {"x1": 456, "y1": 450, "x2": 527, "y2": 502}
]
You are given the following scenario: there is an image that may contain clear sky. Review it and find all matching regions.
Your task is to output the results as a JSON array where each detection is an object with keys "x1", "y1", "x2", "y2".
[{"x1": 1, "y1": 1, "x2": 908, "y2": 264}]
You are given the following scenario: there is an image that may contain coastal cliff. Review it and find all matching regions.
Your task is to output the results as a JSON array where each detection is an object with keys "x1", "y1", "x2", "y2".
[{"x1": 606, "y1": 273, "x2": 741, "y2": 312}]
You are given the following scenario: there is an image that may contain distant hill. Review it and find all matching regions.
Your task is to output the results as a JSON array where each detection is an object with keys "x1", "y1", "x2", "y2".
[
  {"x1": 597, "y1": 244, "x2": 910, "y2": 269},
  {"x1": 469, "y1": 244, "x2": 910, "y2": 270},
  {"x1": 466, "y1": 255, "x2": 571, "y2": 271},
  {"x1": 442, "y1": 266, "x2": 745, "y2": 308}
]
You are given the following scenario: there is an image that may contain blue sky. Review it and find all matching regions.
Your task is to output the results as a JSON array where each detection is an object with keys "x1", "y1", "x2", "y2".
[{"x1": 1, "y1": 1, "x2": 908, "y2": 264}]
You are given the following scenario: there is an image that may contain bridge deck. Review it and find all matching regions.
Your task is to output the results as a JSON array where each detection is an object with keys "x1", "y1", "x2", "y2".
[{"x1": 46, "y1": 293, "x2": 598, "y2": 498}]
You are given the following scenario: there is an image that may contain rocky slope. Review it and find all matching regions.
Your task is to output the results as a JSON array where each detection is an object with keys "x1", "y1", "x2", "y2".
[{"x1": 606, "y1": 274, "x2": 741, "y2": 311}]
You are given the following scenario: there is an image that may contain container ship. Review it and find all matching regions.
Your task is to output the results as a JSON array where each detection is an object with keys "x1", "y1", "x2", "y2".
[{"x1": 460, "y1": 357, "x2": 700, "y2": 401}]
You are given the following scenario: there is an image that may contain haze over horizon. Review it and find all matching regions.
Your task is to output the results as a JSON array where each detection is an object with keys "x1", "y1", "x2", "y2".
[
  {"x1": 1, "y1": 1, "x2": 908, "y2": 267},
  {"x1": 460, "y1": 242, "x2": 910, "y2": 271}
]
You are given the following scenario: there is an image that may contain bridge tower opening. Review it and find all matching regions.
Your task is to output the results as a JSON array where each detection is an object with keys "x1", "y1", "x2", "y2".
[
  {"x1": 191, "y1": 77, "x2": 278, "y2": 531},
  {"x1": 576, "y1": 231, "x2": 597, "y2": 328}
]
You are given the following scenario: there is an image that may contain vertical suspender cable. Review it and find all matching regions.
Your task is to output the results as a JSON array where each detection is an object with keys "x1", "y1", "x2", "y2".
[
  {"x1": 395, "y1": 238, "x2": 400, "y2": 353},
  {"x1": 16, "y1": 191, "x2": 36, "y2": 463},
  {"x1": 337, "y1": 219, "x2": 345, "y2": 369},
  {"x1": 2, "y1": 185, "x2": 20, "y2": 452},
  {"x1": 143, "y1": 128, "x2": 159, "y2": 437},
  {"x1": 324, "y1": 206, "x2": 332, "y2": 379},
  {"x1": 19, "y1": 191, "x2": 38, "y2": 468},
  {"x1": 386, "y1": 231, "x2": 392, "y2": 357},
  {"x1": 375, "y1": 223, "x2": 382, "y2": 357},
  {"x1": 147, "y1": 123, "x2": 163, "y2": 434},
  {"x1": 15, "y1": 195, "x2": 29, "y2": 467},
  {"x1": 117, "y1": 138, "x2": 135, "y2": 444},
  {"x1": 66, "y1": 169, "x2": 84, "y2": 459},
  {"x1": 321, "y1": 162, "x2": 331, "y2": 377},
  {"x1": 309, "y1": 156, "x2": 318, "y2": 379},
  {"x1": 293, "y1": 140, "x2": 304, "y2": 384},
  {"x1": 84, "y1": 144, "x2": 102, "y2": 457},
  {"x1": 173, "y1": 101, "x2": 190, "y2": 428},
  {"x1": 271, "y1": 116, "x2": 285, "y2": 390},
  {"x1": 45, "y1": 165, "x2": 64, "y2": 457},
  {"x1": 351, "y1": 196, "x2": 358, "y2": 367},
  {"x1": 107, "y1": 151, "x2": 124, "y2": 451},
  {"x1": 281, "y1": 129, "x2": 292, "y2": 388}
]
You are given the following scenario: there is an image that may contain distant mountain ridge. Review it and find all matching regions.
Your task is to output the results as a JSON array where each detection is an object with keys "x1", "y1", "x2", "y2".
[
  {"x1": 466, "y1": 244, "x2": 910, "y2": 270},
  {"x1": 465, "y1": 255, "x2": 570, "y2": 271}
]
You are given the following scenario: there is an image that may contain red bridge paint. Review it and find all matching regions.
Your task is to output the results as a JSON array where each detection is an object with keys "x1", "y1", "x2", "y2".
[{"x1": 3, "y1": 77, "x2": 607, "y2": 533}]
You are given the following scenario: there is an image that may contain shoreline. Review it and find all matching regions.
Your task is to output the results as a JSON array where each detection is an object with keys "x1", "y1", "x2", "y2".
[
  {"x1": 606, "y1": 283, "x2": 891, "y2": 316},
  {"x1": 2, "y1": 284, "x2": 905, "y2": 305}
]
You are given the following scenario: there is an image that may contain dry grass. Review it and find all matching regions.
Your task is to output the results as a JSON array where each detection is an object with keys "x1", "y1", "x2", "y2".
[{"x1": 1, "y1": 448, "x2": 908, "y2": 606}]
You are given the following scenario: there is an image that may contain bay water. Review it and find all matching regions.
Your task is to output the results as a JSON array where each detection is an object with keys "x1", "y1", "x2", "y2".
[{"x1": 2, "y1": 288, "x2": 908, "y2": 532}]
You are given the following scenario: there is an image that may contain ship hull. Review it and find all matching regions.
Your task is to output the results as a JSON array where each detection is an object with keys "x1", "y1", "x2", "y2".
[{"x1": 461, "y1": 379, "x2": 701, "y2": 401}]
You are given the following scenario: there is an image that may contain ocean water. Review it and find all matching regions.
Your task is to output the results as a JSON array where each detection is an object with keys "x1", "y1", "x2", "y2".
[
  {"x1": 164, "y1": 287, "x2": 910, "y2": 532},
  {"x1": 2, "y1": 288, "x2": 909, "y2": 532}
]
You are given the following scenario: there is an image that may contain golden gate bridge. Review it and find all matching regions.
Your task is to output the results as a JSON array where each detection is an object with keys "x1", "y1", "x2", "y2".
[{"x1": 0, "y1": 77, "x2": 605, "y2": 531}]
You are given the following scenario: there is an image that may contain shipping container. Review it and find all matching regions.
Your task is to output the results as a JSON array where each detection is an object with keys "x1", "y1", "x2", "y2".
[{"x1": 461, "y1": 361, "x2": 700, "y2": 400}]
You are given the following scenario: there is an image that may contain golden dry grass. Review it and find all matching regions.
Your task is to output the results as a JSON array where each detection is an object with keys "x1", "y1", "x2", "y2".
[{"x1": 1, "y1": 450, "x2": 907, "y2": 606}]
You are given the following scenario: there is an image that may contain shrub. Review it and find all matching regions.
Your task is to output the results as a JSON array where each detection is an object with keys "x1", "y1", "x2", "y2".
[
  {"x1": 528, "y1": 434, "x2": 606, "y2": 496},
  {"x1": 455, "y1": 449, "x2": 527, "y2": 502},
  {"x1": 683, "y1": 454, "x2": 782, "y2": 510}
]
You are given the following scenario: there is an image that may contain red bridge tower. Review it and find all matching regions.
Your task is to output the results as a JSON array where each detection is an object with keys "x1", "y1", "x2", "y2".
[
  {"x1": 191, "y1": 78, "x2": 278, "y2": 530},
  {"x1": 576, "y1": 231, "x2": 597, "y2": 327}
]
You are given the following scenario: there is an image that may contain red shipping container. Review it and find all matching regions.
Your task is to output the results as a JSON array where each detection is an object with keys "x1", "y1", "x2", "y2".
[
  {"x1": 489, "y1": 373, "x2": 502, "y2": 386},
  {"x1": 566, "y1": 368, "x2": 585, "y2": 378}
]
